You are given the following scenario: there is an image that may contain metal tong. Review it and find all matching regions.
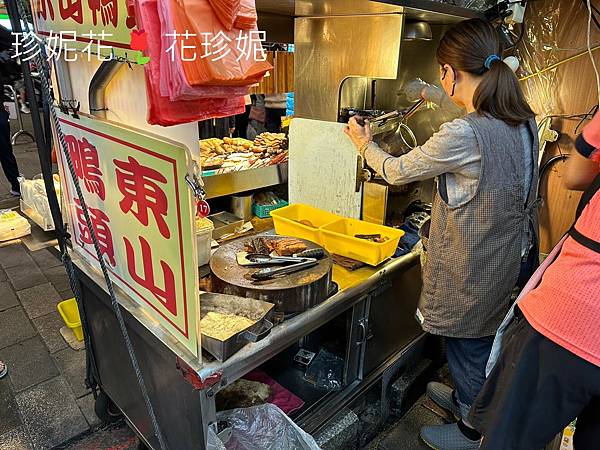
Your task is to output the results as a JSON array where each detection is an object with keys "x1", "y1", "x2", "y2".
[
  {"x1": 251, "y1": 259, "x2": 319, "y2": 280},
  {"x1": 245, "y1": 248, "x2": 325, "y2": 281},
  {"x1": 237, "y1": 248, "x2": 325, "y2": 267},
  {"x1": 354, "y1": 99, "x2": 426, "y2": 127}
]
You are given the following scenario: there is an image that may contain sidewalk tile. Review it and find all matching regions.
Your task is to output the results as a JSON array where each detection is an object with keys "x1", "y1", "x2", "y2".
[
  {"x1": 17, "y1": 283, "x2": 61, "y2": 320},
  {"x1": 33, "y1": 312, "x2": 68, "y2": 354},
  {"x1": 76, "y1": 394, "x2": 102, "y2": 429},
  {"x1": 6, "y1": 265, "x2": 47, "y2": 292},
  {"x1": 0, "y1": 426, "x2": 33, "y2": 450},
  {"x1": 16, "y1": 377, "x2": 88, "y2": 449},
  {"x1": 0, "y1": 245, "x2": 34, "y2": 270},
  {"x1": 59, "y1": 289, "x2": 75, "y2": 301},
  {"x1": 53, "y1": 348, "x2": 89, "y2": 399},
  {"x1": 0, "y1": 308, "x2": 36, "y2": 350},
  {"x1": 0, "y1": 267, "x2": 7, "y2": 282},
  {"x1": 379, "y1": 403, "x2": 445, "y2": 450},
  {"x1": 30, "y1": 250, "x2": 62, "y2": 269},
  {"x1": 41, "y1": 266, "x2": 71, "y2": 293},
  {"x1": 0, "y1": 337, "x2": 59, "y2": 392},
  {"x1": 0, "y1": 281, "x2": 19, "y2": 312},
  {"x1": 0, "y1": 378, "x2": 22, "y2": 436}
]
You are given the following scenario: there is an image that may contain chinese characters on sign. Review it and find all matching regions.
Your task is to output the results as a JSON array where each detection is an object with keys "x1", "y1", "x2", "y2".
[
  {"x1": 31, "y1": 0, "x2": 136, "y2": 60},
  {"x1": 55, "y1": 113, "x2": 199, "y2": 356},
  {"x1": 12, "y1": 29, "x2": 267, "y2": 63}
]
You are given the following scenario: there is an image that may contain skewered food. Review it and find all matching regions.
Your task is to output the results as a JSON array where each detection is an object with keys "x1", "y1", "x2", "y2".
[{"x1": 199, "y1": 135, "x2": 289, "y2": 172}]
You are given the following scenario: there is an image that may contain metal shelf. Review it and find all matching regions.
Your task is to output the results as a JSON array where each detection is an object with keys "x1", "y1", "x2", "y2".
[
  {"x1": 374, "y1": 0, "x2": 484, "y2": 23},
  {"x1": 202, "y1": 162, "x2": 288, "y2": 199}
]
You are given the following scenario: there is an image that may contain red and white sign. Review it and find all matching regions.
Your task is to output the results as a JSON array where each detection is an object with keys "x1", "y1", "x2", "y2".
[{"x1": 55, "y1": 112, "x2": 200, "y2": 356}]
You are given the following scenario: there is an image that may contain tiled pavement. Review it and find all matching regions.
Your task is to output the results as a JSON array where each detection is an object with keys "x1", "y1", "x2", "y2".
[
  {"x1": 0, "y1": 123, "x2": 136, "y2": 449},
  {"x1": 0, "y1": 242, "x2": 97, "y2": 449}
]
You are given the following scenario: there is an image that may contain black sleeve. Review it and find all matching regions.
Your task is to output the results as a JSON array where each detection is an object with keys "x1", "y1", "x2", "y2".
[
  {"x1": 575, "y1": 134, "x2": 597, "y2": 158},
  {"x1": 0, "y1": 25, "x2": 13, "y2": 52}
]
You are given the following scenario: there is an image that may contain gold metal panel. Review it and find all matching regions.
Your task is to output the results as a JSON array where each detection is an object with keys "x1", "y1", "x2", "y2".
[
  {"x1": 295, "y1": 14, "x2": 404, "y2": 120},
  {"x1": 295, "y1": 0, "x2": 402, "y2": 16},
  {"x1": 362, "y1": 182, "x2": 389, "y2": 224}
]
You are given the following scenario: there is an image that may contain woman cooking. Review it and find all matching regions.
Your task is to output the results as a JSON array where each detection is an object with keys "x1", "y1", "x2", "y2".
[{"x1": 345, "y1": 18, "x2": 539, "y2": 450}]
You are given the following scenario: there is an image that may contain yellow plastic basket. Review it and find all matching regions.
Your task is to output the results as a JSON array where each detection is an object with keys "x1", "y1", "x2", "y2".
[
  {"x1": 321, "y1": 218, "x2": 404, "y2": 266},
  {"x1": 57, "y1": 298, "x2": 84, "y2": 342},
  {"x1": 271, "y1": 204, "x2": 339, "y2": 244}
]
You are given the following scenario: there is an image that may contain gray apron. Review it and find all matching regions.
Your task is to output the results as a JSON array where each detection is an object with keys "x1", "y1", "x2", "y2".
[{"x1": 418, "y1": 114, "x2": 539, "y2": 338}]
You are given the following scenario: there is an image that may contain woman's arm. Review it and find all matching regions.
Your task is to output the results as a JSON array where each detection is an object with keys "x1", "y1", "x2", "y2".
[
  {"x1": 344, "y1": 117, "x2": 478, "y2": 186},
  {"x1": 563, "y1": 144, "x2": 600, "y2": 191},
  {"x1": 564, "y1": 111, "x2": 600, "y2": 191}
]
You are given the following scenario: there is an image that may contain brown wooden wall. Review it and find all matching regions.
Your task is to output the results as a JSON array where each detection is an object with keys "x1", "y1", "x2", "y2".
[
  {"x1": 521, "y1": 0, "x2": 600, "y2": 252},
  {"x1": 249, "y1": 51, "x2": 294, "y2": 95}
]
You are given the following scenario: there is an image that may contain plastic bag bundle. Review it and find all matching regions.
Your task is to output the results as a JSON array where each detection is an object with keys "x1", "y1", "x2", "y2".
[
  {"x1": 167, "y1": 0, "x2": 271, "y2": 86},
  {"x1": 157, "y1": 0, "x2": 250, "y2": 101},
  {"x1": 208, "y1": 0, "x2": 241, "y2": 30},
  {"x1": 233, "y1": 0, "x2": 257, "y2": 30},
  {"x1": 139, "y1": 0, "x2": 245, "y2": 126}
]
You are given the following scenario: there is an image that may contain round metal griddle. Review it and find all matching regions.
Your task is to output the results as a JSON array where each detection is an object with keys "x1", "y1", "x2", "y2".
[{"x1": 210, "y1": 236, "x2": 333, "y2": 314}]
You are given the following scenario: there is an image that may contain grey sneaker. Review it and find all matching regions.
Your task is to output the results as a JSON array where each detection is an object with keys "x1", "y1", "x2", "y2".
[
  {"x1": 420, "y1": 423, "x2": 480, "y2": 450},
  {"x1": 427, "y1": 382, "x2": 462, "y2": 420}
]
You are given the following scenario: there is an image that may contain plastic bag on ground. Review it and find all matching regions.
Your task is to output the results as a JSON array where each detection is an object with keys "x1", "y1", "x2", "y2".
[
  {"x1": 210, "y1": 404, "x2": 321, "y2": 450},
  {"x1": 138, "y1": 0, "x2": 245, "y2": 125}
]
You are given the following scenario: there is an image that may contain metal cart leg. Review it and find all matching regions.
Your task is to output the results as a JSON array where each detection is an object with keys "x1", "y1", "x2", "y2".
[
  {"x1": 200, "y1": 389, "x2": 217, "y2": 449},
  {"x1": 4, "y1": 84, "x2": 35, "y2": 145}
]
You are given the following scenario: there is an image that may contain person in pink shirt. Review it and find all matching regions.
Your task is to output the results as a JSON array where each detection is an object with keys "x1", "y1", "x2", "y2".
[{"x1": 469, "y1": 111, "x2": 600, "y2": 450}]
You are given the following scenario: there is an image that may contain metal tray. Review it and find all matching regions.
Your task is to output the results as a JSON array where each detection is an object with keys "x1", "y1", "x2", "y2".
[
  {"x1": 200, "y1": 293, "x2": 275, "y2": 362},
  {"x1": 208, "y1": 212, "x2": 244, "y2": 240}
]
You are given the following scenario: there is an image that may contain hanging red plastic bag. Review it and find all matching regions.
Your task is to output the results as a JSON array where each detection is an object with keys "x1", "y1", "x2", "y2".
[
  {"x1": 139, "y1": 0, "x2": 245, "y2": 125},
  {"x1": 157, "y1": 0, "x2": 253, "y2": 101},
  {"x1": 233, "y1": 0, "x2": 257, "y2": 30},
  {"x1": 207, "y1": 0, "x2": 241, "y2": 31},
  {"x1": 168, "y1": 0, "x2": 271, "y2": 86}
]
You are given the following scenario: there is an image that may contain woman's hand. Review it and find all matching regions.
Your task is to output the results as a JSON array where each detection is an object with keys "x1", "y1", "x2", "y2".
[{"x1": 344, "y1": 116, "x2": 373, "y2": 155}]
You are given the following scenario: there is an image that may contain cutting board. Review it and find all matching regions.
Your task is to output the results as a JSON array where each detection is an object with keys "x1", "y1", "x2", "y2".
[{"x1": 289, "y1": 118, "x2": 362, "y2": 218}]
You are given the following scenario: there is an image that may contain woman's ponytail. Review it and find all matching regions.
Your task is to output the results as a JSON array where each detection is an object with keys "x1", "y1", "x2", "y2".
[
  {"x1": 437, "y1": 19, "x2": 535, "y2": 126},
  {"x1": 474, "y1": 59, "x2": 534, "y2": 126}
]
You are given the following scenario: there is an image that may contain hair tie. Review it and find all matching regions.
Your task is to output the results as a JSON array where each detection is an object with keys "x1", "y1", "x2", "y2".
[{"x1": 484, "y1": 55, "x2": 501, "y2": 70}]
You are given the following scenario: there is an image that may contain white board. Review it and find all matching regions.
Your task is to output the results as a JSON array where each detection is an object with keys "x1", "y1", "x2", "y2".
[{"x1": 289, "y1": 118, "x2": 362, "y2": 218}]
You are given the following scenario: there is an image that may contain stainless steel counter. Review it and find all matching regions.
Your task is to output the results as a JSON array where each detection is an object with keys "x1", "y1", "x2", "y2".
[
  {"x1": 72, "y1": 247, "x2": 422, "y2": 449},
  {"x1": 197, "y1": 251, "x2": 420, "y2": 385},
  {"x1": 72, "y1": 249, "x2": 419, "y2": 386}
]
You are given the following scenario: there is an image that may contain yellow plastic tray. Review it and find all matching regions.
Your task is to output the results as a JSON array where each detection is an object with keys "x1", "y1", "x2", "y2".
[
  {"x1": 321, "y1": 218, "x2": 404, "y2": 266},
  {"x1": 57, "y1": 298, "x2": 83, "y2": 342},
  {"x1": 271, "y1": 204, "x2": 339, "y2": 244}
]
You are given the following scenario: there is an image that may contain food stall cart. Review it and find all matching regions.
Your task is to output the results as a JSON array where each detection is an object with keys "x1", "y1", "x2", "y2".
[{"x1": 11, "y1": 0, "x2": 491, "y2": 448}]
